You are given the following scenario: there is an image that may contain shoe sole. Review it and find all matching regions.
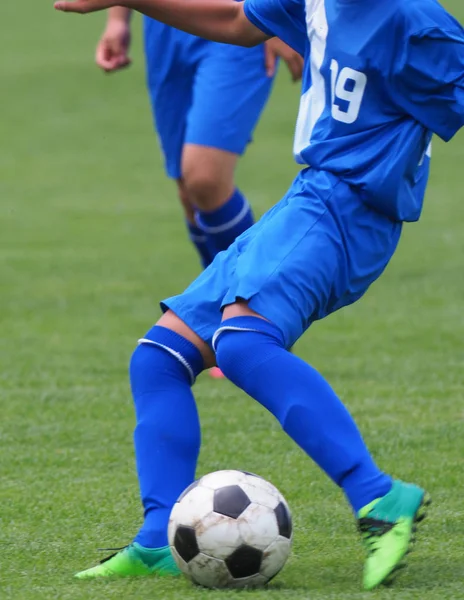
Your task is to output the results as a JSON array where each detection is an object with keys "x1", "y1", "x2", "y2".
[{"x1": 381, "y1": 492, "x2": 432, "y2": 587}]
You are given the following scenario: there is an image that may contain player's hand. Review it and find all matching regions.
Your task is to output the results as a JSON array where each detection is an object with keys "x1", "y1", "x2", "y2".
[
  {"x1": 264, "y1": 38, "x2": 303, "y2": 82},
  {"x1": 96, "y1": 18, "x2": 132, "y2": 72},
  {"x1": 55, "y1": 0, "x2": 117, "y2": 13}
]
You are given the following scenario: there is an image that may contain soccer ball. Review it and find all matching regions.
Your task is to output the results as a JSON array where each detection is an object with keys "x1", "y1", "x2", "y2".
[{"x1": 168, "y1": 470, "x2": 292, "y2": 588}]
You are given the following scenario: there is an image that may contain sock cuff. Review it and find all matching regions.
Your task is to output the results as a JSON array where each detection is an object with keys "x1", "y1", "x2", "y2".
[
  {"x1": 195, "y1": 189, "x2": 252, "y2": 234},
  {"x1": 212, "y1": 316, "x2": 285, "y2": 352},
  {"x1": 138, "y1": 326, "x2": 204, "y2": 384}
]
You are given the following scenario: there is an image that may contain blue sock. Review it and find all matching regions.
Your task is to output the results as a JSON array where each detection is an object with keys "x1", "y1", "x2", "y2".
[
  {"x1": 195, "y1": 189, "x2": 254, "y2": 256},
  {"x1": 186, "y1": 221, "x2": 213, "y2": 268},
  {"x1": 215, "y1": 317, "x2": 392, "y2": 513},
  {"x1": 130, "y1": 326, "x2": 204, "y2": 548}
]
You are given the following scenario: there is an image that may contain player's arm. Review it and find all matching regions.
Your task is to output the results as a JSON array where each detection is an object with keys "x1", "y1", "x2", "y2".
[
  {"x1": 107, "y1": 5, "x2": 132, "y2": 22},
  {"x1": 54, "y1": 0, "x2": 270, "y2": 47}
]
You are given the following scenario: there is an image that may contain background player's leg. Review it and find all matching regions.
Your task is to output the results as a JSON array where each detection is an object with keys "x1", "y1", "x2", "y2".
[
  {"x1": 181, "y1": 43, "x2": 275, "y2": 257},
  {"x1": 176, "y1": 178, "x2": 214, "y2": 268},
  {"x1": 144, "y1": 35, "x2": 215, "y2": 268},
  {"x1": 216, "y1": 305, "x2": 392, "y2": 513},
  {"x1": 181, "y1": 144, "x2": 253, "y2": 255}
]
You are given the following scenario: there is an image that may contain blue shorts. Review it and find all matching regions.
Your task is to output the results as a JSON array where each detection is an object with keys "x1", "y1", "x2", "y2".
[
  {"x1": 162, "y1": 169, "x2": 403, "y2": 348},
  {"x1": 143, "y1": 19, "x2": 275, "y2": 179}
]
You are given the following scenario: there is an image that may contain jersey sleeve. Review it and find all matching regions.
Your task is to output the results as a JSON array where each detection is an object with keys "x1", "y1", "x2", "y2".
[
  {"x1": 392, "y1": 25, "x2": 464, "y2": 142},
  {"x1": 243, "y1": 0, "x2": 306, "y2": 56}
]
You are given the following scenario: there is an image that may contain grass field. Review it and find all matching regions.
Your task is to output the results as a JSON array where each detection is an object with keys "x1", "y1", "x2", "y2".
[{"x1": 1, "y1": 2, "x2": 464, "y2": 599}]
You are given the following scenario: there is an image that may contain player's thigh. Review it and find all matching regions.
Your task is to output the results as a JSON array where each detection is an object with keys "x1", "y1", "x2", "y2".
[
  {"x1": 184, "y1": 43, "x2": 275, "y2": 157},
  {"x1": 220, "y1": 170, "x2": 402, "y2": 348},
  {"x1": 156, "y1": 310, "x2": 216, "y2": 367}
]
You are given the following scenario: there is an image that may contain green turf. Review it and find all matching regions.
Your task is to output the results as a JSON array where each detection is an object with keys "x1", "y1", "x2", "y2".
[{"x1": 1, "y1": 2, "x2": 463, "y2": 599}]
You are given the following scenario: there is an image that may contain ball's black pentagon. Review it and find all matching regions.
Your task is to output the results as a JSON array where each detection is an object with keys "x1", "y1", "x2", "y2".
[
  {"x1": 174, "y1": 526, "x2": 200, "y2": 562},
  {"x1": 274, "y1": 501, "x2": 292, "y2": 539},
  {"x1": 177, "y1": 479, "x2": 200, "y2": 502},
  {"x1": 213, "y1": 485, "x2": 251, "y2": 519},
  {"x1": 225, "y1": 544, "x2": 263, "y2": 578}
]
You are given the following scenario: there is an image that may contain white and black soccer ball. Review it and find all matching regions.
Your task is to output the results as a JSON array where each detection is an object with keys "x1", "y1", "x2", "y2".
[{"x1": 168, "y1": 470, "x2": 292, "y2": 589}]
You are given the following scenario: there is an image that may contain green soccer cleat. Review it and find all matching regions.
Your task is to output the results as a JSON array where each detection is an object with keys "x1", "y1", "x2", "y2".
[
  {"x1": 75, "y1": 543, "x2": 181, "y2": 579},
  {"x1": 358, "y1": 480, "x2": 431, "y2": 590}
]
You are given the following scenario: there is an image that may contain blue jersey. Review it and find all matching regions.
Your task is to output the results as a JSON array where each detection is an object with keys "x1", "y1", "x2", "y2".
[{"x1": 244, "y1": 0, "x2": 464, "y2": 221}]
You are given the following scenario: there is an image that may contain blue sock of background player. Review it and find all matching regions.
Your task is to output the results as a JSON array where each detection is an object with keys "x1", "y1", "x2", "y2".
[
  {"x1": 131, "y1": 318, "x2": 391, "y2": 548},
  {"x1": 186, "y1": 221, "x2": 213, "y2": 268},
  {"x1": 186, "y1": 189, "x2": 254, "y2": 268},
  {"x1": 195, "y1": 189, "x2": 254, "y2": 258}
]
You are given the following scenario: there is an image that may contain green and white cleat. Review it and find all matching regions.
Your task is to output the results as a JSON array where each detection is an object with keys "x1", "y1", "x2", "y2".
[
  {"x1": 75, "y1": 543, "x2": 181, "y2": 579},
  {"x1": 358, "y1": 480, "x2": 431, "y2": 590}
]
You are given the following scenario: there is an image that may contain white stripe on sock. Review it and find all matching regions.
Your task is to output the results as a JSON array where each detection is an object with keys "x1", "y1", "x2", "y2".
[
  {"x1": 212, "y1": 326, "x2": 260, "y2": 352},
  {"x1": 137, "y1": 338, "x2": 195, "y2": 384},
  {"x1": 195, "y1": 199, "x2": 251, "y2": 235}
]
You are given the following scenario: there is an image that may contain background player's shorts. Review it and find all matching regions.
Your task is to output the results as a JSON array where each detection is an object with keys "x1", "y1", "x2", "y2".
[
  {"x1": 143, "y1": 20, "x2": 275, "y2": 179},
  {"x1": 161, "y1": 169, "x2": 403, "y2": 349}
]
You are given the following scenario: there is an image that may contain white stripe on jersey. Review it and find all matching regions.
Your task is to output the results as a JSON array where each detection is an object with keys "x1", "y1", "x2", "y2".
[{"x1": 293, "y1": 0, "x2": 328, "y2": 162}]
